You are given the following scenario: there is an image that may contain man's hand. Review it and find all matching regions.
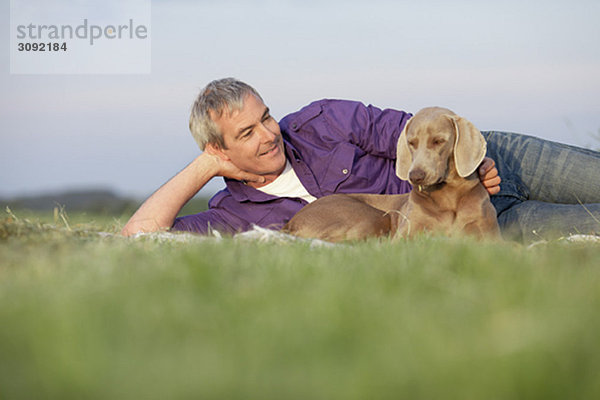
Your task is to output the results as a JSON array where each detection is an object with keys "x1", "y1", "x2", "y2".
[
  {"x1": 203, "y1": 147, "x2": 266, "y2": 184},
  {"x1": 478, "y1": 157, "x2": 501, "y2": 195}
]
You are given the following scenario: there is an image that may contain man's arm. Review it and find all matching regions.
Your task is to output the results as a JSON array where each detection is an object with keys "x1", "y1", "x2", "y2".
[{"x1": 120, "y1": 151, "x2": 264, "y2": 236}]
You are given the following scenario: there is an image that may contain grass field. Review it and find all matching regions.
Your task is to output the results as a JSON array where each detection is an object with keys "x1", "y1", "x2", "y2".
[{"x1": 1, "y1": 209, "x2": 600, "y2": 399}]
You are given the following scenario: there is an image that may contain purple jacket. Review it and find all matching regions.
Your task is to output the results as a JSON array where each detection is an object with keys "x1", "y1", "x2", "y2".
[{"x1": 172, "y1": 99, "x2": 413, "y2": 234}]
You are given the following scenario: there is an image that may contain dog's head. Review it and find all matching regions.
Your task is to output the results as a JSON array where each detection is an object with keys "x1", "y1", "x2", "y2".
[{"x1": 395, "y1": 107, "x2": 487, "y2": 187}]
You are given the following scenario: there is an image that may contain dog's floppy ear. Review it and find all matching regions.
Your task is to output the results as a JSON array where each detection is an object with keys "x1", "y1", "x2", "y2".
[
  {"x1": 395, "y1": 118, "x2": 412, "y2": 181},
  {"x1": 451, "y1": 116, "x2": 487, "y2": 178}
]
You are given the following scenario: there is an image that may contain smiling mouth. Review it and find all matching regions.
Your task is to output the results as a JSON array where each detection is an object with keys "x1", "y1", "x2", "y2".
[
  {"x1": 259, "y1": 146, "x2": 277, "y2": 156},
  {"x1": 258, "y1": 139, "x2": 281, "y2": 157}
]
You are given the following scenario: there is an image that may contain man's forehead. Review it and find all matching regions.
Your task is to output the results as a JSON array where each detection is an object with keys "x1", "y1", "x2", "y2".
[
  {"x1": 240, "y1": 94, "x2": 266, "y2": 113},
  {"x1": 214, "y1": 94, "x2": 265, "y2": 122},
  {"x1": 211, "y1": 94, "x2": 268, "y2": 142}
]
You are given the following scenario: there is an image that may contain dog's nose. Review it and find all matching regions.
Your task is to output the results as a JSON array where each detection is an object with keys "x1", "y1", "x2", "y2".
[{"x1": 409, "y1": 169, "x2": 426, "y2": 185}]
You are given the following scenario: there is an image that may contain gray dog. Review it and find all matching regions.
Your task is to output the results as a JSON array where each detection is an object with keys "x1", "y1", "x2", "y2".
[{"x1": 283, "y1": 107, "x2": 501, "y2": 242}]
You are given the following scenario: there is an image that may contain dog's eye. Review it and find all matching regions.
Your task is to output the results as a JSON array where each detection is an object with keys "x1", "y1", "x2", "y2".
[
  {"x1": 408, "y1": 140, "x2": 418, "y2": 148},
  {"x1": 432, "y1": 138, "x2": 446, "y2": 146}
]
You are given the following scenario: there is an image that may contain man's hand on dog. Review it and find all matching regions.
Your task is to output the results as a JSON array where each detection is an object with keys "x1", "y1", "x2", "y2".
[{"x1": 479, "y1": 157, "x2": 501, "y2": 195}]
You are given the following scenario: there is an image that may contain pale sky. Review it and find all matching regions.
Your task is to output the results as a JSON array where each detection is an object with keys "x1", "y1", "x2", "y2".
[{"x1": 1, "y1": 0, "x2": 599, "y2": 199}]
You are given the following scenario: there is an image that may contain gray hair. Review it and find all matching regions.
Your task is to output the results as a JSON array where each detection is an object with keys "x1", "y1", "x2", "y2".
[{"x1": 189, "y1": 78, "x2": 263, "y2": 150}]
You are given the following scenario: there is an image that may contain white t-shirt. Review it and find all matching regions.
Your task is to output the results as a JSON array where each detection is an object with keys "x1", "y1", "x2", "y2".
[{"x1": 256, "y1": 161, "x2": 317, "y2": 203}]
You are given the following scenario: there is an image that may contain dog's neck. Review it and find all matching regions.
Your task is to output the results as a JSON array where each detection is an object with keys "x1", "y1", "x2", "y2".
[{"x1": 411, "y1": 171, "x2": 481, "y2": 211}]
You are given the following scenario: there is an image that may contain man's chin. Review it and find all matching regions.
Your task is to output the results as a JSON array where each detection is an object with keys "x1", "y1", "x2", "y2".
[{"x1": 268, "y1": 154, "x2": 287, "y2": 177}]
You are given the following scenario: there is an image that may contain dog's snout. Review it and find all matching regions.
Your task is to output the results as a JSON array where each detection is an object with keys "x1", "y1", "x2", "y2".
[{"x1": 409, "y1": 169, "x2": 426, "y2": 185}]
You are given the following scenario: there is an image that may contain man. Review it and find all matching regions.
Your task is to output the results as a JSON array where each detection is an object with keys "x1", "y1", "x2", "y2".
[{"x1": 122, "y1": 78, "x2": 600, "y2": 241}]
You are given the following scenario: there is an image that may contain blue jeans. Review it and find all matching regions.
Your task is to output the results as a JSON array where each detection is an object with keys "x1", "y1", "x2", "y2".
[{"x1": 483, "y1": 131, "x2": 600, "y2": 242}]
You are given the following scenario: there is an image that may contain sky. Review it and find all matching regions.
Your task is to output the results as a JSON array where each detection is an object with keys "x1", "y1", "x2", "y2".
[{"x1": 1, "y1": 0, "x2": 599, "y2": 199}]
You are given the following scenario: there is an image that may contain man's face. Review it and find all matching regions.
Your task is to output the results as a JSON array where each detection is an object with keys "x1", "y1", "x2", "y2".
[{"x1": 210, "y1": 94, "x2": 286, "y2": 181}]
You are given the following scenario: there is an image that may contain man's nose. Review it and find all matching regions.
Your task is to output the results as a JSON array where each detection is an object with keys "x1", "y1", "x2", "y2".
[{"x1": 257, "y1": 122, "x2": 277, "y2": 142}]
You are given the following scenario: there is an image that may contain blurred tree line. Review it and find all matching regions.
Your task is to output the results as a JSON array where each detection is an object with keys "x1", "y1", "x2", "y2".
[{"x1": 1, "y1": 189, "x2": 210, "y2": 217}]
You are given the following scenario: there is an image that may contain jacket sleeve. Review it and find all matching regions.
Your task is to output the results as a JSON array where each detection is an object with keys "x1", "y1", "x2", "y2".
[
  {"x1": 171, "y1": 208, "x2": 245, "y2": 235},
  {"x1": 320, "y1": 99, "x2": 412, "y2": 159}
]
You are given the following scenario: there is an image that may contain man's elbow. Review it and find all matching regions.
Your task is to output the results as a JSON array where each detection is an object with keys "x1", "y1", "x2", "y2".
[{"x1": 120, "y1": 218, "x2": 171, "y2": 237}]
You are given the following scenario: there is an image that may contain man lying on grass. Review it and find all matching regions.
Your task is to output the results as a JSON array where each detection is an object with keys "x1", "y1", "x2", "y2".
[{"x1": 121, "y1": 78, "x2": 600, "y2": 241}]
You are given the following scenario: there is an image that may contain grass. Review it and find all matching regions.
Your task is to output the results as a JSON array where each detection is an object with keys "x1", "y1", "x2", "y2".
[{"x1": 1, "y1": 209, "x2": 600, "y2": 399}]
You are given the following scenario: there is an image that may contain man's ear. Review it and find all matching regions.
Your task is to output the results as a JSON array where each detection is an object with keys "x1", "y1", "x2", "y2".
[{"x1": 205, "y1": 142, "x2": 230, "y2": 161}]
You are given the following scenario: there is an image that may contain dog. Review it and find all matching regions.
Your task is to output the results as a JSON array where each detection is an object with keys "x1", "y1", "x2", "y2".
[{"x1": 283, "y1": 107, "x2": 501, "y2": 242}]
